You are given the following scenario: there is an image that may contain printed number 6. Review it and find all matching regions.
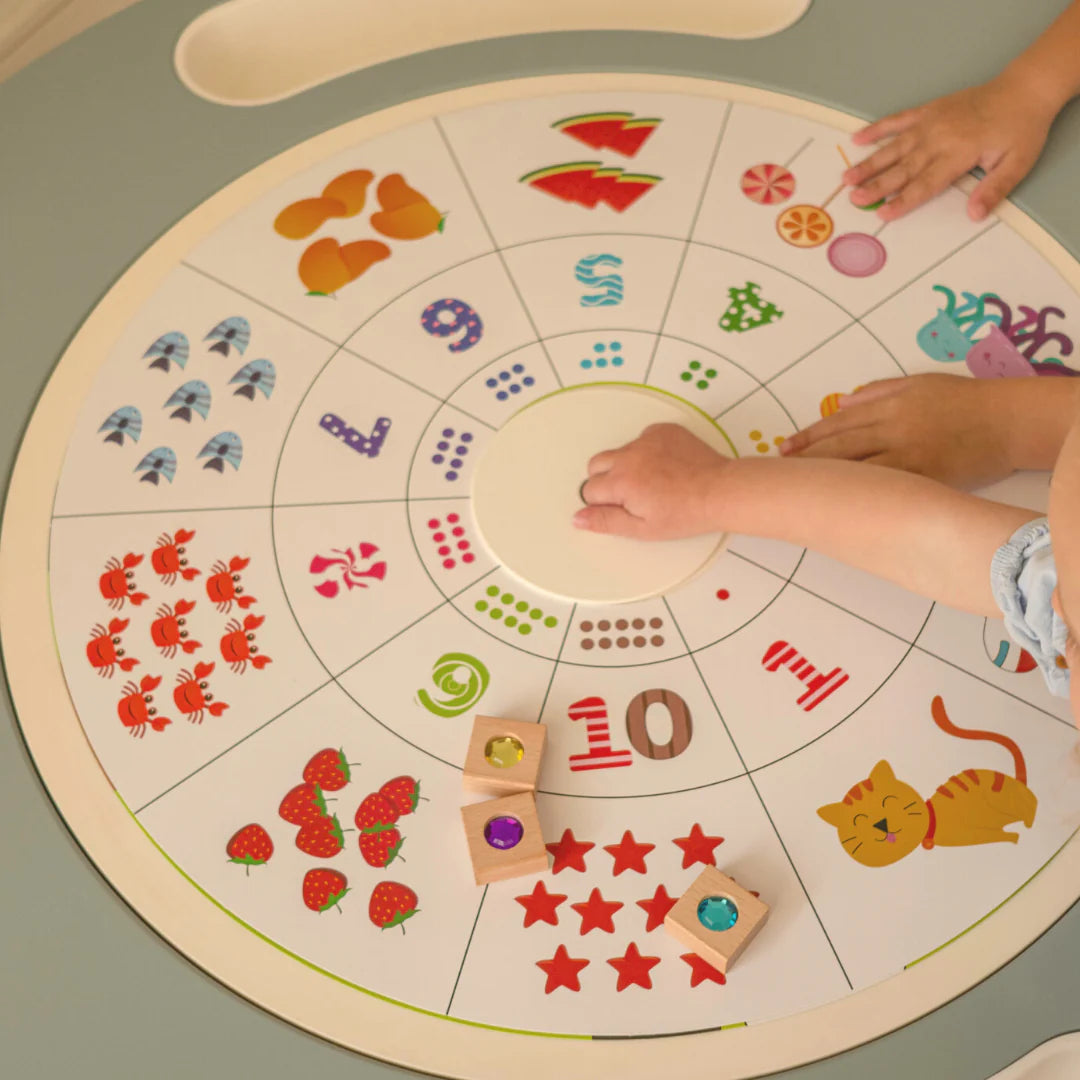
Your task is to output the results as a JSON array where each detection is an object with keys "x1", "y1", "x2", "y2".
[{"x1": 420, "y1": 298, "x2": 484, "y2": 353}]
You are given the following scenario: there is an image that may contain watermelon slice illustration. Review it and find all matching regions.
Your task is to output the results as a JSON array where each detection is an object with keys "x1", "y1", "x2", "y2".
[
  {"x1": 552, "y1": 112, "x2": 661, "y2": 158},
  {"x1": 520, "y1": 162, "x2": 603, "y2": 207},
  {"x1": 601, "y1": 172, "x2": 662, "y2": 212}
]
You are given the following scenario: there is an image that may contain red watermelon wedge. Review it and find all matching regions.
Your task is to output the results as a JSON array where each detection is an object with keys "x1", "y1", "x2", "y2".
[
  {"x1": 553, "y1": 112, "x2": 632, "y2": 151},
  {"x1": 520, "y1": 162, "x2": 603, "y2": 207},
  {"x1": 600, "y1": 172, "x2": 662, "y2": 212},
  {"x1": 607, "y1": 118, "x2": 660, "y2": 157}
]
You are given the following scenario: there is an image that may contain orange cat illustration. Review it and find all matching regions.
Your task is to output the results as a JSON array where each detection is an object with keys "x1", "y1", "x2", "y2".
[{"x1": 817, "y1": 696, "x2": 1038, "y2": 867}]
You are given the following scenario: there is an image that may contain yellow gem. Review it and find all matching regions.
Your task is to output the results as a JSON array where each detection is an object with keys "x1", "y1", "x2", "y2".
[{"x1": 485, "y1": 735, "x2": 525, "y2": 769}]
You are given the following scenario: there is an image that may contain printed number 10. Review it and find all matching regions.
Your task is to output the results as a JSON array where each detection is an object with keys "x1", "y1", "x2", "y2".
[{"x1": 568, "y1": 689, "x2": 692, "y2": 771}]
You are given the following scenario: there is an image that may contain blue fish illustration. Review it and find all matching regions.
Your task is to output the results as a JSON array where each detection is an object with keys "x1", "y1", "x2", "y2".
[
  {"x1": 205, "y1": 316, "x2": 251, "y2": 357},
  {"x1": 229, "y1": 359, "x2": 276, "y2": 401},
  {"x1": 575, "y1": 254, "x2": 624, "y2": 308},
  {"x1": 143, "y1": 332, "x2": 189, "y2": 373},
  {"x1": 134, "y1": 446, "x2": 177, "y2": 485},
  {"x1": 98, "y1": 406, "x2": 142, "y2": 446},
  {"x1": 198, "y1": 431, "x2": 243, "y2": 472},
  {"x1": 164, "y1": 379, "x2": 212, "y2": 422}
]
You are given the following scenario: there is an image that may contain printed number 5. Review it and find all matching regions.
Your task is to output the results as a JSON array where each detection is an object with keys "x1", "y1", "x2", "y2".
[{"x1": 420, "y1": 298, "x2": 484, "y2": 353}]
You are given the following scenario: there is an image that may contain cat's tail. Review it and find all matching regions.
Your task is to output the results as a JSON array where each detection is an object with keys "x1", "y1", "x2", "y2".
[{"x1": 931, "y1": 695, "x2": 1027, "y2": 785}]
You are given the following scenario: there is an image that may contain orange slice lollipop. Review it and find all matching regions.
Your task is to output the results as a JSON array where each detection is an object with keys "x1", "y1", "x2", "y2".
[{"x1": 776, "y1": 204, "x2": 834, "y2": 248}]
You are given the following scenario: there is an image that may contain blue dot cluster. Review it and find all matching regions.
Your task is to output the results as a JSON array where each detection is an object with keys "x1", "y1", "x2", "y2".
[
  {"x1": 486, "y1": 363, "x2": 535, "y2": 401},
  {"x1": 580, "y1": 341, "x2": 625, "y2": 370}
]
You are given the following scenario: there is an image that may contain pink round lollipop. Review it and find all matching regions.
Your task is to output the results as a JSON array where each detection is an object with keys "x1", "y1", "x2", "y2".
[
  {"x1": 828, "y1": 232, "x2": 887, "y2": 277},
  {"x1": 740, "y1": 163, "x2": 796, "y2": 205}
]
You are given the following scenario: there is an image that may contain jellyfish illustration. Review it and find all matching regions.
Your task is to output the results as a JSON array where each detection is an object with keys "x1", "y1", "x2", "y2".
[
  {"x1": 229, "y1": 359, "x2": 276, "y2": 400},
  {"x1": 143, "y1": 332, "x2": 190, "y2": 373},
  {"x1": 197, "y1": 431, "x2": 243, "y2": 472},
  {"x1": 134, "y1": 446, "x2": 177, "y2": 485},
  {"x1": 163, "y1": 379, "x2": 212, "y2": 422},
  {"x1": 204, "y1": 316, "x2": 251, "y2": 357},
  {"x1": 98, "y1": 406, "x2": 142, "y2": 446},
  {"x1": 915, "y1": 286, "x2": 1000, "y2": 363}
]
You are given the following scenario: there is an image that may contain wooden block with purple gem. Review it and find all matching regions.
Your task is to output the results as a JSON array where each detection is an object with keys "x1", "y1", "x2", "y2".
[
  {"x1": 460, "y1": 791, "x2": 548, "y2": 885},
  {"x1": 664, "y1": 866, "x2": 770, "y2": 974},
  {"x1": 462, "y1": 714, "x2": 546, "y2": 797}
]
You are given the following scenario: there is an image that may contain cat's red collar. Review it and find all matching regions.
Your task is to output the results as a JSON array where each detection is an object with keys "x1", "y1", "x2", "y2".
[{"x1": 921, "y1": 801, "x2": 937, "y2": 850}]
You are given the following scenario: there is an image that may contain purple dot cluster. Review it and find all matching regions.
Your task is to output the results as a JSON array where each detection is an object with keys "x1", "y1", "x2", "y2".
[
  {"x1": 485, "y1": 363, "x2": 535, "y2": 402},
  {"x1": 431, "y1": 427, "x2": 473, "y2": 481}
]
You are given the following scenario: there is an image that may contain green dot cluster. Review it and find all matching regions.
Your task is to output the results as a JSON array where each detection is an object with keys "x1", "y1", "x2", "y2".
[
  {"x1": 474, "y1": 584, "x2": 558, "y2": 634},
  {"x1": 680, "y1": 359, "x2": 718, "y2": 391}
]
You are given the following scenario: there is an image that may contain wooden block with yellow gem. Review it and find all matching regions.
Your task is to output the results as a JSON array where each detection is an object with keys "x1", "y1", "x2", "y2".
[{"x1": 462, "y1": 714, "x2": 546, "y2": 796}]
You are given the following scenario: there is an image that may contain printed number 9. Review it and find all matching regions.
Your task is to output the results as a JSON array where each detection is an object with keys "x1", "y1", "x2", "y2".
[{"x1": 420, "y1": 298, "x2": 484, "y2": 353}]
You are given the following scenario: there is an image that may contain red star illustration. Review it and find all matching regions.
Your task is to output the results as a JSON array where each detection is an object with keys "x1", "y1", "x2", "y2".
[
  {"x1": 636, "y1": 883, "x2": 678, "y2": 932},
  {"x1": 545, "y1": 828, "x2": 595, "y2": 874},
  {"x1": 570, "y1": 887, "x2": 623, "y2": 935},
  {"x1": 673, "y1": 823, "x2": 724, "y2": 869},
  {"x1": 536, "y1": 945, "x2": 590, "y2": 994},
  {"x1": 515, "y1": 881, "x2": 567, "y2": 928},
  {"x1": 606, "y1": 942, "x2": 661, "y2": 991},
  {"x1": 603, "y1": 830, "x2": 655, "y2": 875},
  {"x1": 681, "y1": 952, "x2": 727, "y2": 987}
]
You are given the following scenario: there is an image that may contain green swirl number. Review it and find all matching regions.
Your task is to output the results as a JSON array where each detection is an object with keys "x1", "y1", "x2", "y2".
[{"x1": 417, "y1": 652, "x2": 490, "y2": 717}]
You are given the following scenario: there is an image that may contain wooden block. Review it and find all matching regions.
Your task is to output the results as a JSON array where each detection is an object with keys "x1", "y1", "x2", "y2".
[
  {"x1": 460, "y1": 792, "x2": 548, "y2": 885},
  {"x1": 462, "y1": 714, "x2": 546, "y2": 796},
  {"x1": 663, "y1": 866, "x2": 769, "y2": 974}
]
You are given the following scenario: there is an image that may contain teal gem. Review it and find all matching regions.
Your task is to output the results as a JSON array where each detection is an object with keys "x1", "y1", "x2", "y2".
[{"x1": 697, "y1": 895, "x2": 738, "y2": 932}]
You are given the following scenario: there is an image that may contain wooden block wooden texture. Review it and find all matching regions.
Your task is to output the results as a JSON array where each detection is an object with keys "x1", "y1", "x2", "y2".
[
  {"x1": 460, "y1": 792, "x2": 548, "y2": 885},
  {"x1": 663, "y1": 866, "x2": 769, "y2": 974},
  {"x1": 462, "y1": 714, "x2": 546, "y2": 796}
]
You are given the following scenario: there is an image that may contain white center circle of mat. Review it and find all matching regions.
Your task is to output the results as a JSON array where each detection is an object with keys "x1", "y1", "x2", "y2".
[{"x1": 471, "y1": 383, "x2": 731, "y2": 602}]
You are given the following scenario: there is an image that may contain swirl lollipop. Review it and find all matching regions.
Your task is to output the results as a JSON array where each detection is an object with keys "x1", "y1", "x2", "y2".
[{"x1": 416, "y1": 651, "x2": 490, "y2": 717}]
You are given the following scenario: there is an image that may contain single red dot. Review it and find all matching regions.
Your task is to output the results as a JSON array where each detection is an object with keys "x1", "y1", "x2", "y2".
[
  {"x1": 457, "y1": 540, "x2": 470, "y2": 550},
  {"x1": 447, "y1": 513, "x2": 459, "y2": 524},
  {"x1": 443, "y1": 558, "x2": 456, "y2": 569},
  {"x1": 451, "y1": 527, "x2": 465, "y2": 537},
  {"x1": 438, "y1": 545, "x2": 451, "y2": 556},
  {"x1": 433, "y1": 532, "x2": 445, "y2": 542},
  {"x1": 462, "y1": 553, "x2": 476, "y2": 563},
  {"x1": 716, "y1": 589, "x2": 730, "y2": 600},
  {"x1": 427, "y1": 518, "x2": 440, "y2": 529}
]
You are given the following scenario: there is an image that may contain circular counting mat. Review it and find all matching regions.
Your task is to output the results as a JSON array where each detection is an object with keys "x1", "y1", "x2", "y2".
[{"x1": 3, "y1": 76, "x2": 1080, "y2": 1080}]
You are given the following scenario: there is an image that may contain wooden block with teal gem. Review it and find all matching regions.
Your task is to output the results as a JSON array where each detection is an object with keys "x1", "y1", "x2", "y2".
[
  {"x1": 664, "y1": 866, "x2": 770, "y2": 974},
  {"x1": 462, "y1": 714, "x2": 546, "y2": 796},
  {"x1": 460, "y1": 791, "x2": 548, "y2": 885}
]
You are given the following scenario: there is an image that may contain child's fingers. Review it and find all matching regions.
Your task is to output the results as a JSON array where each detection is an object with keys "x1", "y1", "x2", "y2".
[
  {"x1": 844, "y1": 139, "x2": 906, "y2": 188},
  {"x1": 838, "y1": 378, "x2": 908, "y2": 406},
  {"x1": 579, "y1": 471, "x2": 624, "y2": 507},
  {"x1": 586, "y1": 448, "x2": 618, "y2": 476},
  {"x1": 874, "y1": 158, "x2": 963, "y2": 221},
  {"x1": 851, "y1": 107, "x2": 922, "y2": 146},
  {"x1": 851, "y1": 154, "x2": 928, "y2": 206},
  {"x1": 968, "y1": 152, "x2": 1031, "y2": 221},
  {"x1": 780, "y1": 426, "x2": 884, "y2": 463},
  {"x1": 572, "y1": 504, "x2": 646, "y2": 537}
]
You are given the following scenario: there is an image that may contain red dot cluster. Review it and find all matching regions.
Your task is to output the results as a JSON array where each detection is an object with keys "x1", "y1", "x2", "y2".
[{"x1": 428, "y1": 514, "x2": 475, "y2": 570}]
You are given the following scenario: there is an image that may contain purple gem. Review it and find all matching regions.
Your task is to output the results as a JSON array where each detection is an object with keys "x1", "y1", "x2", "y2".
[{"x1": 484, "y1": 815, "x2": 524, "y2": 850}]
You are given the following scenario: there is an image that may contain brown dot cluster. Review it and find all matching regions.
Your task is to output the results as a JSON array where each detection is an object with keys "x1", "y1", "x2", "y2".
[{"x1": 579, "y1": 617, "x2": 664, "y2": 651}]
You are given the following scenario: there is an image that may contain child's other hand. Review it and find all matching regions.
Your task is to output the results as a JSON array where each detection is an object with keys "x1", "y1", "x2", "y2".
[
  {"x1": 779, "y1": 374, "x2": 1012, "y2": 489},
  {"x1": 574, "y1": 423, "x2": 728, "y2": 540},
  {"x1": 845, "y1": 73, "x2": 1056, "y2": 222}
]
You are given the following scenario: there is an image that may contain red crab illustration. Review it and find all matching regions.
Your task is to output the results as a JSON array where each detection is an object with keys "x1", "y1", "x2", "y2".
[
  {"x1": 205, "y1": 556, "x2": 256, "y2": 613},
  {"x1": 99, "y1": 552, "x2": 149, "y2": 609},
  {"x1": 117, "y1": 674, "x2": 170, "y2": 737},
  {"x1": 219, "y1": 613, "x2": 271, "y2": 673},
  {"x1": 151, "y1": 528, "x2": 201, "y2": 585},
  {"x1": 150, "y1": 599, "x2": 202, "y2": 658},
  {"x1": 86, "y1": 617, "x2": 139, "y2": 677},
  {"x1": 173, "y1": 661, "x2": 228, "y2": 723}
]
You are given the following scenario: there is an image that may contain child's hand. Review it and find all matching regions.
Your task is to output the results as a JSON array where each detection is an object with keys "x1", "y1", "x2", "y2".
[
  {"x1": 845, "y1": 73, "x2": 1057, "y2": 222},
  {"x1": 779, "y1": 374, "x2": 1013, "y2": 489},
  {"x1": 574, "y1": 423, "x2": 728, "y2": 539}
]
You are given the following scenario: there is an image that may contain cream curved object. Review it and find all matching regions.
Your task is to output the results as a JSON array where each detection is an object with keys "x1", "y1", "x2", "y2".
[
  {"x1": 2, "y1": 75, "x2": 1079, "y2": 1080},
  {"x1": 174, "y1": 0, "x2": 814, "y2": 106}
]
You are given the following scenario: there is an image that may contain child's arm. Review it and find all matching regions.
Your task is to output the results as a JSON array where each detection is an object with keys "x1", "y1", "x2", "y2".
[
  {"x1": 575, "y1": 423, "x2": 1037, "y2": 615},
  {"x1": 845, "y1": 0, "x2": 1080, "y2": 221},
  {"x1": 779, "y1": 374, "x2": 1080, "y2": 489}
]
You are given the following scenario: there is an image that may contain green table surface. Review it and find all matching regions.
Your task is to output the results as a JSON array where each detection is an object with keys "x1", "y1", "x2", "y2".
[{"x1": 2, "y1": 1, "x2": 1080, "y2": 1076}]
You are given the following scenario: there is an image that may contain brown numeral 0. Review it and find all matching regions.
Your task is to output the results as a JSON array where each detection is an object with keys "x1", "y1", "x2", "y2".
[{"x1": 625, "y1": 689, "x2": 692, "y2": 760}]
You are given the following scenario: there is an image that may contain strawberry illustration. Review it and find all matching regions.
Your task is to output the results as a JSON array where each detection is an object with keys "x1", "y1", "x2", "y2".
[
  {"x1": 279, "y1": 782, "x2": 328, "y2": 825},
  {"x1": 303, "y1": 748, "x2": 353, "y2": 792},
  {"x1": 296, "y1": 813, "x2": 346, "y2": 857},
  {"x1": 359, "y1": 827, "x2": 405, "y2": 868},
  {"x1": 369, "y1": 881, "x2": 419, "y2": 932},
  {"x1": 379, "y1": 775, "x2": 423, "y2": 816},
  {"x1": 226, "y1": 824, "x2": 273, "y2": 874},
  {"x1": 302, "y1": 868, "x2": 349, "y2": 913},
  {"x1": 354, "y1": 792, "x2": 399, "y2": 833}
]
